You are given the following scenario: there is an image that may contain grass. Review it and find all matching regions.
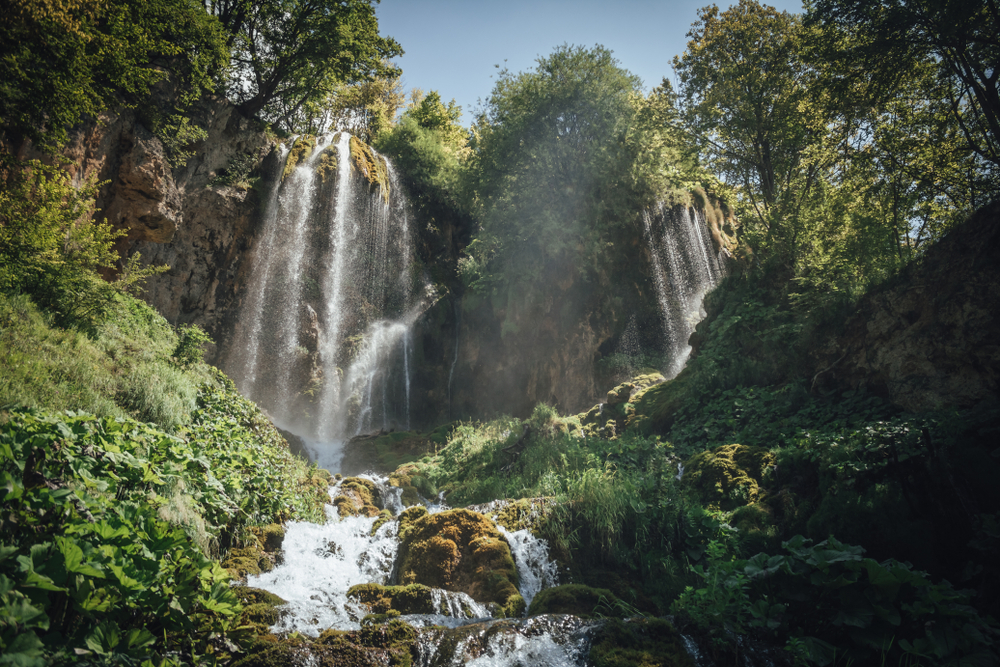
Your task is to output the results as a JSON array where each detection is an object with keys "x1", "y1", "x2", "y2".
[{"x1": 0, "y1": 291, "x2": 210, "y2": 430}]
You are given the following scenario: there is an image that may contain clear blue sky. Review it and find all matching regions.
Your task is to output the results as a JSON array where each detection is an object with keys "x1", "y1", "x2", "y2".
[{"x1": 376, "y1": 0, "x2": 805, "y2": 124}]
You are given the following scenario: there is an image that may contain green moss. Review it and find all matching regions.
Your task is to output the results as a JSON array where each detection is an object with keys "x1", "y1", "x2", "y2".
[
  {"x1": 282, "y1": 135, "x2": 316, "y2": 180},
  {"x1": 371, "y1": 509, "x2": 393, "y2": 536},
  {"x1": 350, "y1": 135, "x2": 390, "y2": 198},
  {"x1": 395, "y1": 509, "x2": 521, "y2": 612},
  {"x1": 233, "y1": 587, "x2": 287, "y2": 607},
  {"x1": 252, "y1": 523, "x2": 285, "y2": 551},
  {"x1": 347, "y1": 583, "x2": 435, "y2": 614},
  {"x1": 315, "y1": 146, "x2": 338, "y2": 182},
  {"x1": 527, "y1": 584, "x2": 619, "y2": 618},
  {"x1": 223, "y1": 545, "x2": 266, "y2": 578},
  {"x1": 588, "y1": 618, "x2": 695, "y2": 667},
  {"x1": 397, "y1": 505, "x2": 428, "y2": 542},
  {"x1": 333, "y1": 477, "x2": 381, "y2": 519},
  {"x1": 682, "y1": 443, "x2": 775, "y2": 511}
]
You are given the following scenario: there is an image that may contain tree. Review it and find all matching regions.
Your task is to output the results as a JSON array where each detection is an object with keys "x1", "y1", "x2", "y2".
[
  {"x1": 465, "y1": 45, "x2": 644, "y2": 296},
  {"x1": 320, "y1": 71, "x2": 405, "y2": 142},
  {"x1": 807, "y1": 0, "x2": 1000, "y2": 168},
  {"x1": 217, "y1": 0, "x2": 402, "y2": 131},
  {"x1": 0, "y1": 0, "x2": 228, "y2": 148},
  {"x1": 672, "y1": 0, "x2": 816, "y2": 247}
]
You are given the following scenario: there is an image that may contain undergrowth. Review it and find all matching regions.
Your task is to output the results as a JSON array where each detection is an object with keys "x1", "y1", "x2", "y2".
[{"x1": 0, "y1": 373, "x2": 328, "y2": 665}]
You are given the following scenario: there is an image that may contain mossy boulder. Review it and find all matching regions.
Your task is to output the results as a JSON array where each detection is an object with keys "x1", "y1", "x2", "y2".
[
  {"x1": 395, "y1": 508, "x2": 522, "y2": 616},
  {"x1": 233, "y1": 587, "x2": 287, "y2": 636},
  {"x1": 333, "y1": 477, "x2": 382, "y2": 519},
  {"x1": 222, "y1": 544, "x2": 266, "y2": 579},
  {"x1": 347, "y1": 583, "x2": 436, "y2": 615},
  {"x1": 588, "y1": 618, "x2": 695, "y2": 667},
  {"x1": 607, "y1": 382, "x2": 636, "y2": 406},
  {"x1": 527, "y1": 584, "x2": 619, "y2": 618},
  {"x1": 315, "y1": 146, "x2": 338, "y2": 183},
  {"x1": 468, "y1": 497, "x2": 555, "y2": 534},
  {"x1": 234, "y1": 620, "x2": 417, "y2": 667},
  {"x1": 397, "y1": 505, "x2": 428, "y2": 542},
  {"x1": 251, "y1": 523, "x2": 285, "y2": 552},
  {"x1": 683, "y1": 443, "x2": 776, "y2": 511}
]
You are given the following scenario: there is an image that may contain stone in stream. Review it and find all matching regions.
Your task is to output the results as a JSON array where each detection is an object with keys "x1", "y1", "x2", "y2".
[{"x1": 395, "y1": 507, "x2": 525, "y2": 618}]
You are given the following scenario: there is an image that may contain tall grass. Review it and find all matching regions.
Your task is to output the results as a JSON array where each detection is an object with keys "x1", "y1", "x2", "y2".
[{"x1": 0, "y1": 291, "x2": 210, "y2": 430}]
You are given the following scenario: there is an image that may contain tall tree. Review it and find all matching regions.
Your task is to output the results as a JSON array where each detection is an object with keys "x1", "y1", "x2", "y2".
[
  {"x1": 464, "y1": 45, "x2": 644, "y2": 299},
  {"x1": 808, "y1": 0, "x2": 1000, "y2": 168},
  {"x1": 218, "y1": 0, "x2": 402, "y2": 131},
  {"x1": 672, "y1": 0, "x2": 816, "y2": 248}
]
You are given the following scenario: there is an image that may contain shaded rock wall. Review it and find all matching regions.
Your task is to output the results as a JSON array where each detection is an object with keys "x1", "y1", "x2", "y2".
[
  {"x1": 36, "y1": 97, "x2": 276, "y2": 358},
  {"x1": 814, "y1": 201, "x2": 1000, "y2": 411}
]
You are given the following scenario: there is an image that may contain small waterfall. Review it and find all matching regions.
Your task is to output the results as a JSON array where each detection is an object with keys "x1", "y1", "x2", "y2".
[
  {"x1": 642, "y1": 203, "x2": 727, "y2": 378},
  {"x1": 246, "y1": 484, "x2": 400, "y2": 634},
  {"x1": 497, "y1": 526, "x2": 559, "y2": 611},
  {"x1": 227, "y1": 132, "x2": 423, "y2": 449}
]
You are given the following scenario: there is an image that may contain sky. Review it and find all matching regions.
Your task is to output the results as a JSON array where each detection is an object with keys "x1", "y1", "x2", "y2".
[{"x1": 376, "y1": 0, "x2": 805, "y2": 124}]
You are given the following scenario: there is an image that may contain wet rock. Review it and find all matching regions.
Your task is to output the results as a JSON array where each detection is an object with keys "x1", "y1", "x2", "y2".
[
  {"x1": 395, "y1": 508, "x2": 524, "y2": 617},
  {"x1": 333, "y1": 477, "x2": 382, "y2": 519},
  {"x1": 347, "y1": 583, "x2": 436, "y2": 615}
]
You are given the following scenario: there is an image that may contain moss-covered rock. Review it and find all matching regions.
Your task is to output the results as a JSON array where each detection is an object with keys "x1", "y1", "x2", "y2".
[
  {"x1": 222, "y1": 545, "x2": 265, "y2": 579},
  {"x1": 315, "y1": 146, "x2": 338, "y2": 182},
  {"x1": 588, "y1": 618, "x2": 695, "y2": 667},
  {"x1": 333, "y1": 476, "x2": 382, "y2": 519},
  {"x1": 347, "y1": 583, "x2": 436, "y2": 615},
  {"x1": 371, "y1": 509, "x2": 393, "y2": 535},
  {"x1": 350, "y1": 135, "x2": 389, "y2": 197},
  {"x1": 252, "y1": 523, "x2": 285, "y2": 552},
  {"x1": 682, "y1": 443, "x2": 775, "y2": 511},
  {"x1": 395, "y1": 508, "x2": 522, "y2": 615},
  {"x1": 397, "y1": 505, "x2": 428, "y2": 542},
  {"x1": 527, "y1": 584, "x2": 619, "y2": 618},
  {"x1": 467, "y1": 497, "x2": 555, "y2": 534},
  {"x1": 282, "y1": 135, "x2": 316, "y2": 180}
]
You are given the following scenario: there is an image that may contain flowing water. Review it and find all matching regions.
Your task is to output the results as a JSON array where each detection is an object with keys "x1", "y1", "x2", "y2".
[
  {"x1": 642, "y1": 203, "x2": 727, "y2": 378},
  {"x1": 227, "y1": 133, "x2": 424, "y2": 447}
]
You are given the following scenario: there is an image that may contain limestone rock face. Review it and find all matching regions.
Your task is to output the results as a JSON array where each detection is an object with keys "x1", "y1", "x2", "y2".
[
  {"x1": 815, "y1": 202, "x2": 1000, "y2": 411},
  {"x1": 42, "y1": 97, "x2": 274, "y2": 361}
]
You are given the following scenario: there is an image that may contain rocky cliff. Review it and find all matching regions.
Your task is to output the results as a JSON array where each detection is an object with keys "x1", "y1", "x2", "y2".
[{"x1": 814, "y1": 201, "x2": 1000, "y2": 411}]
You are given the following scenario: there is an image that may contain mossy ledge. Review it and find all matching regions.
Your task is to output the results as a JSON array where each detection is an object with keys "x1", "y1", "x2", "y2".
[
  {"x1": 350, "y1": 135, "x2": 390, "y2": 198},
  {"x1": 282, "y1": 135, "x2": 317, "y2": 180}
]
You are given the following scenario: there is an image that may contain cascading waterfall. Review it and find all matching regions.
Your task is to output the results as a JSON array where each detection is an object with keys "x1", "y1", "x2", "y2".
[
  {"x1": 642, "y1": 203, "x2": 727, "y2": 378},
  {"x1": 227, "y1": 132, "x2": 423, "y2": 449}
]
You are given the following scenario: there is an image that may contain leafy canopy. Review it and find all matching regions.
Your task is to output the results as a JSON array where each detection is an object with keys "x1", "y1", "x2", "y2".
[
  {"x1": 0, "y1": 0, "x2": 228, "y2": 148},
  {"x1": 219, "y1": 0, "x2": 403, "y2": 132}
]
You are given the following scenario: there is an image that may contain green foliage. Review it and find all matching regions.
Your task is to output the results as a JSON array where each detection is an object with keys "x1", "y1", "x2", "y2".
[
  {"x1": 0, "y1": 156, "x2": 168, "y2": 332},
  {"x1": 0, "y1": 291, "x2": 208, "y2": 431},
  {"x1": 464, "y1": 45, "x2": 645, "y2": 301},
  {"x1": 321, "y1": 73, "x2": 405, "y2": 142},
  {"x1": 0, "y1": 371, "x2": 325, "y2": 665},
  {"x1": 218, "y1": 0, "x2": 402, "y2": 131},
  {"x1": 809, "y1": 0, "x2": 1000, "y2": 170},
  {"x1": 672, "y1": 536, "x2": 1000, "y2": 666},
  {"x1": 0, "y1": 0, "x2": 228, "y2": 148},
  {"x1": 173, "y1": 324, "x2": 212, "y2": 367}
]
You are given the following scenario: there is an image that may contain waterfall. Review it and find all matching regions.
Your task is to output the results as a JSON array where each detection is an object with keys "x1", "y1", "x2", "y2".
[
  {"x1": 227, "y1": 133, "x2": 423, "y2": 448},
  {"x1": 642, "y1": 203, "x2": 727, "y2": 378}
]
